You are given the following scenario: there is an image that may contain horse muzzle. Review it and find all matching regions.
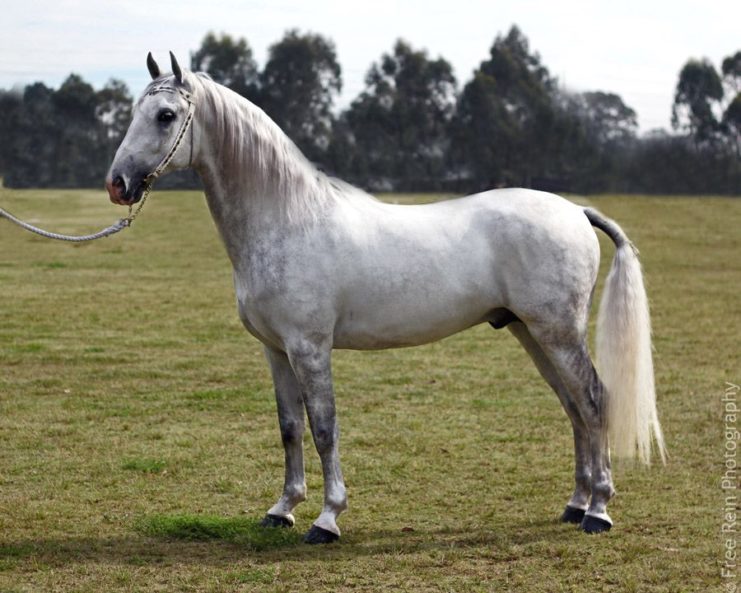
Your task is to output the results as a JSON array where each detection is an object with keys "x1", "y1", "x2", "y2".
[{"x1": 106, "y1": 174, "x2": 148, "y2": 206}]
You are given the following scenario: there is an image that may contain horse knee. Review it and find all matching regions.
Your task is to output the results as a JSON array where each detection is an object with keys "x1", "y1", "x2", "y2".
[
  {"x1": 312, "y1": 424, "x2": 337, "y2": 454},
  {"x1": 279, "y1": 417, "x2": 305, "y2": 447}
]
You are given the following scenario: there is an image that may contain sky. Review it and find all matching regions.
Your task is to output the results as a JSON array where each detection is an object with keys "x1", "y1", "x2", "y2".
[{"x1": 1, "y1": 0, "x2": 739, "y2": 133}]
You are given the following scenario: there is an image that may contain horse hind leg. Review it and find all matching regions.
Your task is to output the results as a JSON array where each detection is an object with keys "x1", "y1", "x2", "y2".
[
  {"x1": 507, "y1": 322, "x2": 592, "y2": 524},
  {"x1": 528, "y1": 327, "x2": 616, "y2": 533}
]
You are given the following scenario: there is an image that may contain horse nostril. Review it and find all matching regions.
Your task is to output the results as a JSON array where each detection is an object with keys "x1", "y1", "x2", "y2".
[{"x1": 106, "y1": 175, "x2": 129, "y2": 203}]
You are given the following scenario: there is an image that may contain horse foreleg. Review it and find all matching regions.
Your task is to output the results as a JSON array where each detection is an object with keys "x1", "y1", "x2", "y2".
[
  {"x1": 507, "y1": 322, "x2": 592, "y2": 523},
  {"x1": 287, "y1": 340, "x2": 347, "y2": 544},
  {"x1": 261, "y1": 346, "x2": 307, "y2": 528}
]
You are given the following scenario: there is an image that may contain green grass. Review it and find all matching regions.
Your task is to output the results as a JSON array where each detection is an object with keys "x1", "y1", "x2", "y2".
[
  {"x1": 122, "y1": 458, "x2": 167, "y2": 474},
  {"x1": 135, "y1": 514, "x2": 302, "y2": 550},
  {"x1": 0, "y1": 188, "x2": 739, "y2": 592}
]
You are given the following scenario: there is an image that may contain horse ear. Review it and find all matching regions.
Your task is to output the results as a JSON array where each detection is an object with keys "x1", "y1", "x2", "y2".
[
  {"x1": 170, "y1": 51, "x2": 183, "y2": 84},
  {"x1": 146, "y1": 52, "x2": 161, "y2": 80}
]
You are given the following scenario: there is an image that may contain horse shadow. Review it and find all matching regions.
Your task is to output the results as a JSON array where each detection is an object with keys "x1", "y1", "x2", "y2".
[{"x1": 0, "y1": 514, "x2": 583, "y2": 568}]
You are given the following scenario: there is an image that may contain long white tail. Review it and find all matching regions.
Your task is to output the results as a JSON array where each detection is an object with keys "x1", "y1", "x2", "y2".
[{"x1": 585, "y1": 208, "x2": 667, "y2": 465}]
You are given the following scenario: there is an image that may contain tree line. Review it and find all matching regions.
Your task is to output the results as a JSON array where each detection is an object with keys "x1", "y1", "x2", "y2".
[{"x1": 0, "y1": 26, "x2": 739, "y2": 195}]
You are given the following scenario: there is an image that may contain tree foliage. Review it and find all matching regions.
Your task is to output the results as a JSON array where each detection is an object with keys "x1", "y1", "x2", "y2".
[
  {"x1": 0, "y1": 28, "x2": 738, "y2": 195},
  {"x1": 672, "y1": 58, "x2": 724, "y2": 144},
  {"x1": 0, "y1": 77, "x2": 133, "y2": 188},
  {"x1": 722, "y1": 51, "x2": 741, "y2": 93},
  {"x1": 578, "y1": 91, "x2": 638, "y2": 144},
  {"x1": 451, "y1": 26, "x2": 561, "y2": 188},
  {"x1": 190, "y1": 32, "x2": 259, "y2": 101},
  {"x1": 339, "y1": 40, "x2": 456, "y2": 189},
  {"x1": 721, "y1": 51, "x2": 741, "y2": 157},
  {"x1": 259, "y1": 30, "x2": 342, "y2": 163}
]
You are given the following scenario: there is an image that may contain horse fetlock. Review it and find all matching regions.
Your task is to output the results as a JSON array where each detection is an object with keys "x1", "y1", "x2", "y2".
[
  {"x1": 574, "y1": 469, "x2": 592, "y2": 499},
  {"x1": 268, "y1": 484, "x2": 306, "y2": 518},
  {"x1": 590, "y1": 479, "x2": 615, "y2": 503},
  {"x1": 313, "y1": 510, "x2": 342, "y2": 536},
  {"x1": 286, "y1": 482, "x2": 308, "y2": 505},
  {"x1": 264, "y1": 505, "x2": 296, "y2": 524},
  {"x1": 331, "y1": 494, "x2": 348, "y2": 514},
  {"x1": 322, "y1": 483, "x2": 347, "y2": 514},
  {"x1": 567, "y1": 491, "x2": 590, "y2": 511}
]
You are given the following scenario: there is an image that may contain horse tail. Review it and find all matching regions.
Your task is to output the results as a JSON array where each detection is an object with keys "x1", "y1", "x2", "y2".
[{"x1": 584, "y1": 207, "x2": 667, "y2": 465}]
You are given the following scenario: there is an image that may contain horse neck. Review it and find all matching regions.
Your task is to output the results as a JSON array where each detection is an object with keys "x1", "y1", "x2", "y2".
[{"x1": 192, "y1": 82, "x2": 332, "y2": 259}]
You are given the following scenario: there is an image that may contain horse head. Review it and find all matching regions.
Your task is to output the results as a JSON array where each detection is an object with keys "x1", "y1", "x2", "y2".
[{"x1": 105, "y1": 52, "x2": 194, "y2": 206}]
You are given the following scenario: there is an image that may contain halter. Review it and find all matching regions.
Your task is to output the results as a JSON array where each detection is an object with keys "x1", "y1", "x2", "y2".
[
  {"x1": 127, "y1": 85, "x2": 196, "y2": 224},
  {"x1": 0, "y1": 85, "x2": 197, "y2": 241}
]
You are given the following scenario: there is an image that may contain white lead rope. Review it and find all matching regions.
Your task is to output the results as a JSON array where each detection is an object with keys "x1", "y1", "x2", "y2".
[
  {"x1": 0, "y1": 86, "x2": 194, "y2": 243},
  {"x1": 0, "y1": 206, "x2": 132, "y2": 242}
]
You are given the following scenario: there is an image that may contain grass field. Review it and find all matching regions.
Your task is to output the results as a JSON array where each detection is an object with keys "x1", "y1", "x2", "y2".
[{"x1": 0, "y1": 189, "x2": 739, "y2": 592}]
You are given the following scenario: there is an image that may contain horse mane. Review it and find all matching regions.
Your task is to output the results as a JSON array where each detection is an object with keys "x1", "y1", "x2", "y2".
[{"x1": 176, "y1": 72, "x2": 374, "y2": 225}]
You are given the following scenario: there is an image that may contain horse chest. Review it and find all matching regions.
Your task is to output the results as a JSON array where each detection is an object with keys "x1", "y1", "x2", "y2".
[
  {"x1": 233, "y1": 281, "x2": 284, "y2": 349},
  {"x1": 232, "y1": 245, "x2": 333, "y2": 349}
]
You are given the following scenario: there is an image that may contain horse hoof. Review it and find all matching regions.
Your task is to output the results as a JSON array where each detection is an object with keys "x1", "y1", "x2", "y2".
[
  {"x1": 303, "y1": 525, "x2": 340, "y2": 544},
  {"x1": 561, "y1": 505, "x2": 586, "y2": 524},
  {"x1": 260, "y1": 514, "x2": 294, "y2": 528},
  {"x1": 581, "y1": 514, "x2": 612, "y2": 534}
]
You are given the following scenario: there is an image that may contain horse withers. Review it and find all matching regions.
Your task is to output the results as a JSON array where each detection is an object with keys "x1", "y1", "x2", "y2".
[{"x1": 106, "y1": 53, "x2": 666, "y2": 543}]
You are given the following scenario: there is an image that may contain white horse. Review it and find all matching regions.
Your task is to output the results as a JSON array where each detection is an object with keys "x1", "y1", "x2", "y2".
[{"x1": 106, "y1": 53, "x2": 666, "y2": 543}]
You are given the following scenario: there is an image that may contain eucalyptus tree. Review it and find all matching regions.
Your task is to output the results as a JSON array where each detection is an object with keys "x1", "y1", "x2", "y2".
[
  {"x1": 259, "y1": 30, "x2": 342, "y2": 164},
  {"x1": 191, "y1": 32, "x2": 260, "y2": 102},
  {"x1": 451, "y1": 26, "x2": 557, "y2": 189},
  {"x1": 671, "y1": 58, "x2": 724, "y2": 146},
  {"x1": 341, "y1": 40, "x2": 456, "y2": 190},
  {"x1": 721, "y1": 51, "x2": 741, "y2": 94},
  {"x1": 721, "y1": 51, "x2": 741, "y2": 157}
]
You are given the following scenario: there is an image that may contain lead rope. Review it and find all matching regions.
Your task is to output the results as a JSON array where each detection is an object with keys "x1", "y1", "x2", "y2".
[
  {"x1": 0, "y1": 206, "x2": 132, "y2": 242},
  {"x1": 0, "y1": 87, "x2": 194, "y2": 243}
]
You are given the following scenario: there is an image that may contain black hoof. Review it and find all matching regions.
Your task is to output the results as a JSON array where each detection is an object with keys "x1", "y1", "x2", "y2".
[
  {"x1": 581, "y1": 514, "x2": 612, "y2": 534},
  {"x1": 260, "y1": 514, "x2": 294, "y2": 528},
  {"x1": 303, "y1": 525, "x2": 339, "y2": 544},
  {"x1": 561, "y1": 505, "x2": 586, "y2": 524}
]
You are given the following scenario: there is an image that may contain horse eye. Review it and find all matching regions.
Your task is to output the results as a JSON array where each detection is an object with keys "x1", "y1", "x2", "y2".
[{"x1": 157, "y1": 109, "x2": 176, "y2": 123}]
